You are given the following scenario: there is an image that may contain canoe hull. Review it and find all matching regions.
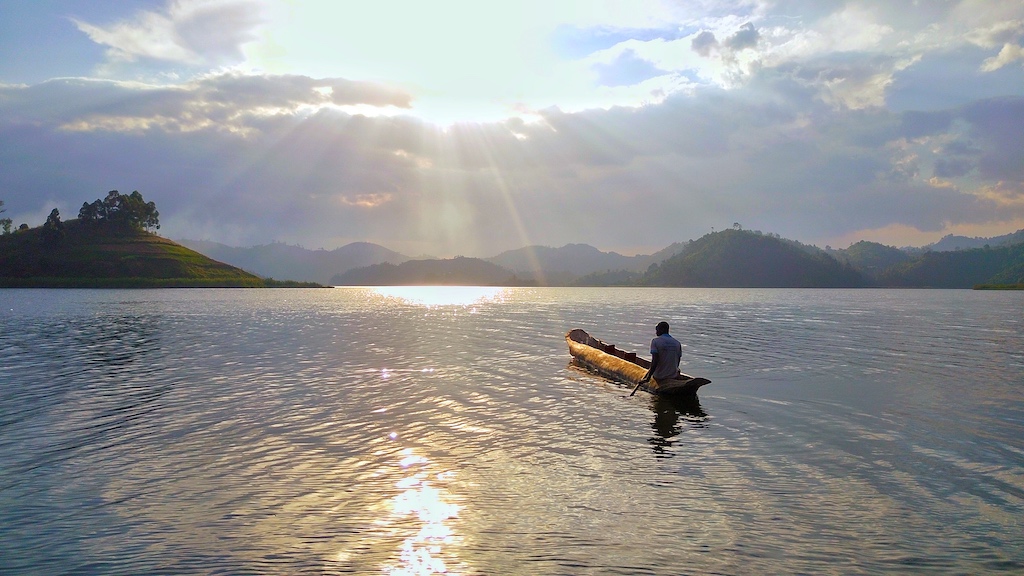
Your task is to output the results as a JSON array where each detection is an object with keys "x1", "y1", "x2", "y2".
[{"x1": 566, "y1": 328, "x2": 710, "y2": 397}]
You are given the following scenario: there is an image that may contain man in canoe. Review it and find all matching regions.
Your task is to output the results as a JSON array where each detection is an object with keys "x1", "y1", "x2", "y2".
[{"x1": 638, "y1": 321, "x2": 682, "y2": 385}]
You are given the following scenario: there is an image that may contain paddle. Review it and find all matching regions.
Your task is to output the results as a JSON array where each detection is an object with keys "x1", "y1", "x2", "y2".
[{"x1": 629, "y1": 377, "x2": 647, "y2": 396}]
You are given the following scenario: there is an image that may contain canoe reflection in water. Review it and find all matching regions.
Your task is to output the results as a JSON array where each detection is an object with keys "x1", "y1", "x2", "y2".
[{"x1": 649, "y1": 396, "x2": 709, "y2": 458}]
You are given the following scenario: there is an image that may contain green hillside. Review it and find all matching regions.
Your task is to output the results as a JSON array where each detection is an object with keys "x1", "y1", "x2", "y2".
[
  {"x1": 832, "y1": 240, "x2": 912, "y2": 279},
  {"x1": 0, "y1": 219, "x2": 275, "y2": 288},
  {"x1": 877, "y1": 243, "x2": 1024, "y2": 288},
  {"x1": 644, "y1": 229, "x2": 868, "y2": 287}
]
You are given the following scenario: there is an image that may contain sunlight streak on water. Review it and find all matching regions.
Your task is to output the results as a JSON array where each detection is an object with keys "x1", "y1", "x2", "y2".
[{"x1": 370, "y1": 286, "x2": 509, "y2": 308}]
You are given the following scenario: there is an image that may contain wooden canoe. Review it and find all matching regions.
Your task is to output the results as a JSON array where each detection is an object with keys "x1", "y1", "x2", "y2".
[{"x1": 566, "y1": 328, "x2": 710, "y2": 397}]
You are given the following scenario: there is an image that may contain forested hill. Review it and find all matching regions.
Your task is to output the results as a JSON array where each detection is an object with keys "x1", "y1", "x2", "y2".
[
  {"x1": 878, "y1": 243, "x2": 1024, "y2": 288},
  {"x1": 0, "y1": 219, "x2": 273, "y2": 288},
  {"x1": 643, "y1": 229, "x2": 868, "y2": 287},
  {"x1": 829, "y1": 241, "x2": 913, "y2": 279}
]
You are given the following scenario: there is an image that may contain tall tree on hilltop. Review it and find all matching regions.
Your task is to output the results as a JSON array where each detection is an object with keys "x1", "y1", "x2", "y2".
[
  {"x1": 42, "y1": 208, "x2": 65, "y2": 244},
  {"x1": 0, "y1": 200, "x2": 10, "y2": 235}
]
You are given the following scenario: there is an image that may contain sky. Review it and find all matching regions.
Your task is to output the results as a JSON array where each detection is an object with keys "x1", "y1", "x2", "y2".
[{"x1": 1, "y1": 0, "x2": 1023, "y2": 257}]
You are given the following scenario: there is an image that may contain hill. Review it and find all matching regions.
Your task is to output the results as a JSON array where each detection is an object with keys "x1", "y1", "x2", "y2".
[
  {"x1": 486, "y1": 242, "x2": 692, "y2": 284},
  {"x1": 922, "y1": 229, "x2": 1024, "y2": 252},
  {"x1": 878, "y1": 243, "x2": 1024, "y2": 288},
  {"x1": 830, "y1": 241, "x2": 913, "y2": 279},
  {"x1": 0, "y1": 220, "x2": 279, "y2": 288},
  {"x1": 332, "y1": 257, "x2": 523, "y2": 286},
  {"x1": 487, "y1": 243, "x2": 636, "y2": 278},
  {"x1": 178, "y1": 239, "x2": 409, "y2": 284},
  {"x1": 643, "y1": 229, "x2": 868, "y2": 287}
]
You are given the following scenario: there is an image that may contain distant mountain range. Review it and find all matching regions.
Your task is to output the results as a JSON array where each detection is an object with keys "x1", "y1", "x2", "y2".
[
  {"x1": 179, "y1": 228, "x2": 1024, "y2": 288},
  {"x1": 178, "y1": 240, "x2": 409, "y2": 285},
  {"x1": 332, "y1": 257, "x2": 517, "y2": 286},
  {"x1": 179, "y1": 238, "x2": 690, "y2": 285}
]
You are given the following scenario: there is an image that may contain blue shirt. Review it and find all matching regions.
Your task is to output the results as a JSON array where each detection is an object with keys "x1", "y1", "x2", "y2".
[{"x1": 650, "y1": 333, "x2": 682, "y2": 380}]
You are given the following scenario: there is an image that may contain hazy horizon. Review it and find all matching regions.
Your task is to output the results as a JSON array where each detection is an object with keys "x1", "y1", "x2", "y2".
[{"x1": 178, "y1": 224, "x2": 1022, "y2": 260}]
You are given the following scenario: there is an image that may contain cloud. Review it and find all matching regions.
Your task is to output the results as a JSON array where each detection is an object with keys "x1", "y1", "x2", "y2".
[
  {"x1": 0, "y1": 73, "x2": 411, "y2": 134},
  {"x1": 3, "y1": 1, "x2": 1024, "y2": 254},
  {"x1": 72, "y1": 0, "x2": 265, "y2": 66},
  {"x1": 934, "y1": 157, "x2": 974, "y2": 178},
  {"x1": 981, "y1": 43, "x2": 1024, "y2": 71},
  {"x1": 960, "y1": 97, "x2": 1024, "y2": 181},
  {"x1": 691, "y1": 31, "x2": 718, "y2": 57},
  {"x1": 725, "y1": 22, "x2": 760, "y2": 51},
  {"x1": 965, "y1": 18, "x2": 1024, "y2": 49},
  {"x1": 975, "y1": 181, "x2": 1024, "y2": 206},
  {"x1": 3, "y1": 66, "x2": 1022, "y2": 255}
]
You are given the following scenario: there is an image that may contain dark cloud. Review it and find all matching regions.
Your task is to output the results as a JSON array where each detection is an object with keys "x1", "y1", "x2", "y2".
[
  {"x1": 691, "y1": 30, "x2": 718, "y2": 57},
  {"x1": 0, "y1": 73, "x2": 412, "y2": 132},
  {"x1": 961, "y1": 96, "x2": 1024, "y2": 180},
  {"x1": 887, "y1": 46, "x2": 1024, "y2": 112},
  {"x1": 725, "y1": 23, "x2": 760, "y2": 51},
  {"x1": 893, "y1": 97, "x2": 1024, "y2": 183}
]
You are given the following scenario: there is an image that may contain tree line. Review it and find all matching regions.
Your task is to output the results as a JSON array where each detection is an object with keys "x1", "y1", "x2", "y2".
[{"x1": 0, "y1": 191, "x2": 160, "y2": 241}]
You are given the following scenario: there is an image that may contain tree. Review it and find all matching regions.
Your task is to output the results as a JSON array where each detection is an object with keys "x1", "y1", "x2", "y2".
[
  {"x1": 42, "y1": 208, "x2": 65, "y2": 244},
  {"x1": 120, "y1": 190, "x2": 160, "y2": 230},
  {"x1": 79, "y1": 199, "x2": 101, "y2": 223},
  {"x1": 0, "y1": 202, "x2": 10, "y2": 235}
]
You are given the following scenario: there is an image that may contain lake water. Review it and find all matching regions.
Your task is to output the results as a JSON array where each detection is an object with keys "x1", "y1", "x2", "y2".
[{"x1": 1, "y1": 287, "x2": 1022, "y2": 575}]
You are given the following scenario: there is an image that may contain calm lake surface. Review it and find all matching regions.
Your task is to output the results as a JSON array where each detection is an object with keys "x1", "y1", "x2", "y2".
[{"x1": 1, "y1": 287, "x2": 1022, "y2": 575}]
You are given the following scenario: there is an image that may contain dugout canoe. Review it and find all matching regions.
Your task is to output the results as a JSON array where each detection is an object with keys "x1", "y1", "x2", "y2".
[{"x1": 566, "y1": 328, "x2": 710, "y2": 397}]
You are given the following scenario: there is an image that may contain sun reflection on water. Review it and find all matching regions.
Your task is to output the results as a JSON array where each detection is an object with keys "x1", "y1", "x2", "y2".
[
  {"x1": 383, "y1": 448, "x2": 462, "y2": 576},
  {"x1": 372, "y1": 286, "x2": 508, "y2": 308}
]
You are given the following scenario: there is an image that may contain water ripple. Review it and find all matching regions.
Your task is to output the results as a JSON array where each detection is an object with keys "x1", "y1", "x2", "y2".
[{"x1": 0, "y1": 288, "x2": 1021, "y2": 574}]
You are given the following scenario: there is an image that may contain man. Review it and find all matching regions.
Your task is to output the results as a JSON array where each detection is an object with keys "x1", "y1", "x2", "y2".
[{"x1": 639, "y1": 321, "x2": 682, "y2": 385}]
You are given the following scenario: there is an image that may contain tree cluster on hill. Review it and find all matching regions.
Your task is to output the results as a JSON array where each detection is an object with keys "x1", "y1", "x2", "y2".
[{"x1": 79, "y1": 190, "x2": 160, "y2": 231}]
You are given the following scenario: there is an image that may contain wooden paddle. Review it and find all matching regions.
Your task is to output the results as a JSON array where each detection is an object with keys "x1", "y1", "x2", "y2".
[{"x1": 629, "y1": 378, "x2": 646, "y2": 396}]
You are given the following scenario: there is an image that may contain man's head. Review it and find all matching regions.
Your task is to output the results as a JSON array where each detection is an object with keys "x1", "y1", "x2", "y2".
[{"x1": 656, "y1": 321, "x2": 670, "y2": 335}]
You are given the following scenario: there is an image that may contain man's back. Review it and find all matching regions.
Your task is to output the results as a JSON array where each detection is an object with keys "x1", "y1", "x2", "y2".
[{"x1": 650, "y1": 333, "x2": 682, "y2": 380}]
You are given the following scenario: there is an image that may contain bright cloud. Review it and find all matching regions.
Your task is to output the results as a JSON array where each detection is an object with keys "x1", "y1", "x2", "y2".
[{"x1": 73, "y1": 0, "x2": 267, "y2": 65}]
